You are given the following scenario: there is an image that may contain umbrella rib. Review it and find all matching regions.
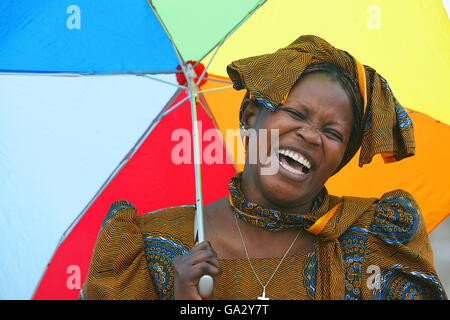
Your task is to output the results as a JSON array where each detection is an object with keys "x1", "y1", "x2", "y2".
[
  {"x1": 194, "y1": 0, "x2": 267, "y2": 66},
  {"x1": 198, "y1": 86, "x2": 233, "y2": 94},
  {"x1": 201, "y1": 77, "x2": 233, "y2": 85},
  {"x1": 55, "y1": 89, "x2": 185, "y2": 247},
  {"x1": 193, "y1": 0, "x2": 267, "y2": 85},
  {"x1": 159, "y1": 95, "x2": 190, "y2": 118},
  {"x1": 141, "y1": 74, "x2": 187, "y2": 89},
  {"x1": 147, "y1": 0, "x2": 186, "y2": 68},
  {"x1": 44, "y1": 89, "x2": 185, "y2": 299},
  {"x1": 405, "y1": 108, "x2": 450, "y2": 128},
  {"x1": 195, "y1": 38, "x2": 225, "y2": 87},
  {"x1": 0, "y1": 70, "x2": 182, "y2": 76}
]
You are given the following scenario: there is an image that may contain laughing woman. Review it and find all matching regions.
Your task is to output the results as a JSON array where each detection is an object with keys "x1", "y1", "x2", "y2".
[{"x1": 80, "y1": 35, "x2": 447, "y2": 300}]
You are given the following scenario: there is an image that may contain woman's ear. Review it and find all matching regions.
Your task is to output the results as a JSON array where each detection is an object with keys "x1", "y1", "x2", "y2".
[{"x1": 240, "y1": 98, "x2": 260, "y2": 129}]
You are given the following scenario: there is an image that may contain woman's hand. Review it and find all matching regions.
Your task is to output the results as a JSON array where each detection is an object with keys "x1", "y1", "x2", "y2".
[{"x1": 174, "y1": 241, "x2": 221, "y2": 300}]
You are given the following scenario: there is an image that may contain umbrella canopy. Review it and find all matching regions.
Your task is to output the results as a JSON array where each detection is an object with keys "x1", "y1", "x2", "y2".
[{"x1": 0, "y1": 0, "x2": 449, "y2": 300}]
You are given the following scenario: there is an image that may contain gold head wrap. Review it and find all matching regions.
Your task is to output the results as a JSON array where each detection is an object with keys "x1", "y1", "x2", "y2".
[{"x1": 227, "y1": 35, "x2": 415, "y2": 168}]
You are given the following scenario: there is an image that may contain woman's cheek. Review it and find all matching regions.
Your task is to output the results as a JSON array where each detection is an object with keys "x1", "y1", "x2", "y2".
[{"x1": 325, "y1": 144, "x2": 347, "y2": 173}]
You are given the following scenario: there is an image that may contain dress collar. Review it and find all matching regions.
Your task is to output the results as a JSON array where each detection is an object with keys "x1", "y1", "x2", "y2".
[{"x1": 228, "y1": 172, "x2": 331, "y2": 232}]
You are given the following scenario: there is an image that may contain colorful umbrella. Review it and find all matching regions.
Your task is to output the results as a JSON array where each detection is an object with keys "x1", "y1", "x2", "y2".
[{"x1": 0, "y1": 0, "x2": 448, "y2": 300}]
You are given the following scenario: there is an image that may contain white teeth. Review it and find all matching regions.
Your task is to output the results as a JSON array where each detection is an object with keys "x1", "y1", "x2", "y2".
[
  {"x1": 278, "y1": 148, "x2": 312, "y2": 169},
  {"x1": 279, "y1": 160, "x2": 304, "y2": 175}
]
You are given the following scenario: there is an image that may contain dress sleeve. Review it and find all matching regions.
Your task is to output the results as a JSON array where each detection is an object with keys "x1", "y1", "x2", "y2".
[
  {"x1": 361, "y1": 190, "x2": 447, "y2": 300},
  {"x1": 79, "y1": 200, "x2": 158, "y2": 300}
]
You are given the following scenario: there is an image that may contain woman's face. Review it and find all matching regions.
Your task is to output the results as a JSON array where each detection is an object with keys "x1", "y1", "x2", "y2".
[{"x1": 242, "y1": 73, "x2": 354, "y2": 210}]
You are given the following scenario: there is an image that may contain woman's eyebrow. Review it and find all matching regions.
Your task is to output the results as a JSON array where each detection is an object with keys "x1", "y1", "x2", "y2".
[
  {"x1": 287, "y1": 102, "x2": 348, "y2": 129},
  {"x1": 298, "y1": 103, "x2": 309, "y2": 112},
  {"x1": 290, "y1": 102, "x2": 310, "y2": 116},
  {"x1": 299, "y1": 104, "x2": 345, "y2": 126},
  {"x1": 304, "y1": 105, "x2": 348, "y2": 130},
  {"x1": 326, "y1": 120, "x2": 346, "y2": 128},
  {"x1": 279, "y1": 102, "x2": 309, "y2": 115}
]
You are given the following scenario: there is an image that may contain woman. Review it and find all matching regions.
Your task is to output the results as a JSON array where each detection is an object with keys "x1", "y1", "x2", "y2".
[{"x1": 80, "y1": 35, "x2": 447, "y2": 300}]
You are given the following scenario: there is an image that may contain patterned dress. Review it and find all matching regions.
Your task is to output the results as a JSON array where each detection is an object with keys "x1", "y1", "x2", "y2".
[{"x1": 80, "y1": 189, "x2": 446, "y2": 300}]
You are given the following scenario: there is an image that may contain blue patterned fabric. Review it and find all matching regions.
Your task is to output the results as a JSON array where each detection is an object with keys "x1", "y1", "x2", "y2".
[
  {"x1": 144, "y1": 234, "x2": 188, "y2": 300},
  {"x1": 395, "y1": 105, "x2": 413, "y2": 129},
  {"x1": 373, "y1": 264, "x2": 446, "y2": 300},
  {"x1": 369, "y1": 196, "x2": 419, "y2": 245},
  {"x1": 302, "y1": 243, "x2": 318, "y2": 299},
  {"x1": 339, "y1": 226, "x2": 371, "y2": 300}
]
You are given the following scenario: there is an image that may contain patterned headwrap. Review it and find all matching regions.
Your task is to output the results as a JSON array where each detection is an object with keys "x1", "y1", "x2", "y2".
[{"x1": 227, "y1": 35, "x2": 415, "y2": 169}]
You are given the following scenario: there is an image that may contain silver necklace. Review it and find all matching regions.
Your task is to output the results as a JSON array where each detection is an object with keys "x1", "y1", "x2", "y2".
[{"x1": 233, "y1": 214, "x2": 302, "y2": 300}]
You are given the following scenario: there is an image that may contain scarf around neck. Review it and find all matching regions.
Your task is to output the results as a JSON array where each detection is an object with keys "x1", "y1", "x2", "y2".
[
  {"x1": 228, "y1": 172, "x2": 328, "y2": 232},
  {"x1": 228, "y1": 172, "x2": 377, "y2": 299}
]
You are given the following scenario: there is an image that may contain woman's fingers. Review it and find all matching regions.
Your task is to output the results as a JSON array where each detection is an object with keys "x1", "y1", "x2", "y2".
[
  {"x1": 190, "y1": 248, "x2": 219, "y2": 267},
  {"x1": 175, "y1": 244, "x2": 220, "y2": 278},
  {"x1": 191, "y1": 241, "x2": 217, "y2": 256},
  {"x1": 190, "y1": 261, "x2": 221, "y2": 280},
  {"x1": 173, "y1": 241, "x2": 221, "y2": 299}
]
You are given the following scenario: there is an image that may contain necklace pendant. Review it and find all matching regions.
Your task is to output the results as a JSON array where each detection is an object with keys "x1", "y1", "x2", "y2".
[{"x1": 257, "y1": 288, "x2": 269, "y2": 300}]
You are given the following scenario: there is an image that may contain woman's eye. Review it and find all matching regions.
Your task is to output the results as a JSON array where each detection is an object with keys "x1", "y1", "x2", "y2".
[
  {"x1": 323, "y1": 129, "x2": 343, "y2": 141},
  {"x1": 324, "y1": 129, "x2": 343, "y2": 141},
  {"x1": 284, "y1": 108, "x2": 305, "y2": 120}
]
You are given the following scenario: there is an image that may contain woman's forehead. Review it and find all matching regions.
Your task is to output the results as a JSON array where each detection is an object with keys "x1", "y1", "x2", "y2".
[{"x1": 285, "y1": 74, "x2": 353, "y2": 115}]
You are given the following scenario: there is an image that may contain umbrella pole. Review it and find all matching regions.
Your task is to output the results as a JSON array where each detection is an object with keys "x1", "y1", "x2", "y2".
[
  {"x1": 185, "y1": 64, "x2": 214, "y2": 298},
  {"x1": 187, "y1": 78, "x2": 205, "y2": 243}
]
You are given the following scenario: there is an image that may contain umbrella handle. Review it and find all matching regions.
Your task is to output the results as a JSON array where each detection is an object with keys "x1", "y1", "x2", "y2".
[
  {"x1": 195, "y1": 217, "x2": 214, "y2": 299},
  {"x1": 198, "y1": 274, "x2": 214, "y2": 299},
  {"x1": 194, "y1": 207, "x2": 213, "y2": 299}
]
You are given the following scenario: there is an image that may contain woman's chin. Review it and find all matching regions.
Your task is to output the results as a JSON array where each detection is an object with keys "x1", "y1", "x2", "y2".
[{"x1": 256, "y1": 172, "x2": 314, "y2": 209}]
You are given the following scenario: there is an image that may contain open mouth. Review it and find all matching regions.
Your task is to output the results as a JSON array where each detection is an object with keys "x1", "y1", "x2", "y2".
[{"x1": 278, "y1": 148, "x2": 312, "y2": 176}]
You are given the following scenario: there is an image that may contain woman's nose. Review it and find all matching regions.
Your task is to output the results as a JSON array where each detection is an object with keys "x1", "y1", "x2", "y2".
[{"x1": 295, "y1": 125, "x2": 321, "y2": 145}]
